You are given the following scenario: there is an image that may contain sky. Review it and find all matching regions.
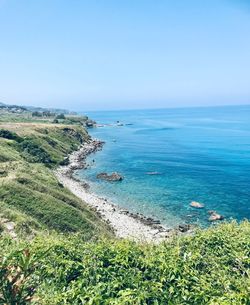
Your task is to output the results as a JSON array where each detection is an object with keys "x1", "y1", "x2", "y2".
[{"x1": 0, "y1": 0, "x2": 250, "y2": 111}]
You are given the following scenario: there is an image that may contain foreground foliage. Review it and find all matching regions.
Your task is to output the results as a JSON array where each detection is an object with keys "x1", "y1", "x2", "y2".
[{"x1": 1, "y1": 221, "x2": 250, "y2": 304}]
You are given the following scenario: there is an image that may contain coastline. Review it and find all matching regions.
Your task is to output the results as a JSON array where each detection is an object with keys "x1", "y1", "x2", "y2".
[{"x1": 55, "y1": 138, "x2": 183, "y2": 242}]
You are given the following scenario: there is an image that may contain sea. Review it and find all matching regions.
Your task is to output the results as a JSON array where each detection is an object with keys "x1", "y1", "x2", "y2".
[{"x1": 75, "y1": 105, "x2": 250, "y2": 228}]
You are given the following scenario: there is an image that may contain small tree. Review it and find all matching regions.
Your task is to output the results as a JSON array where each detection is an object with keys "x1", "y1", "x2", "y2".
[
  {"x1": 32, "y1": 111, "x2": 42, "y2": 117},
  {"x1": 55, "y1": 114, "x2": 65, "y2": 120}
]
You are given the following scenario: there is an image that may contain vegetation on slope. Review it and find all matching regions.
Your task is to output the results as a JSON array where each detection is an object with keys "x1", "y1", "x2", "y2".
[
  {"x1": 0, "y1": 107, "x2": 249, "y2": 304},
  {"x1": 1, "y1": 221, "x2": 250, "y2": 304},
  {"x1": 0, "y1": 122, "x2": 110, "y2": 238}
]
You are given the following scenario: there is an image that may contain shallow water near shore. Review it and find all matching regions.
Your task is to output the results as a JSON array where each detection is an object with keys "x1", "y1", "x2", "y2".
[{"x1": 76, "y1": 105, "x2": 250, "y2": 228}]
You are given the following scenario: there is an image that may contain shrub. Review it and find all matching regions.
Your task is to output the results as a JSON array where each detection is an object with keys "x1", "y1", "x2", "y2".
[
  {"x1": 45, "y1": 137, "x2": 57, "y2": 147},
  {"x1": 0, "y1": 169, "x2": 7, "y2": 177},
  {"x1": 0, "y1": 129, "x2": 22, "y2": 142},
  {"x1": 32, "y1": 111, "x2": 42, "y2": 117},
  {"x1": 55, "y1": 114, "x2": 65, "y2": 120},
  {"x1": 18, "y1": 140, "x2": 52, "y2": 164},
  {"x1": 0, "y1": 223, "x2": 4, "y2": 234},
  {"x1": 1, "y1": 221, "x2": 250, "y2": 304},
  {"x1": 58, "y1": 157, "x2": 69, "y2": 166}
]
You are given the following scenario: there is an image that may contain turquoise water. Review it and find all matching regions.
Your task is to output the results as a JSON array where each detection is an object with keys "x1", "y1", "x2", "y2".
[{"x1": 76, "y1": 105, "x2": 250, "y2": 228}]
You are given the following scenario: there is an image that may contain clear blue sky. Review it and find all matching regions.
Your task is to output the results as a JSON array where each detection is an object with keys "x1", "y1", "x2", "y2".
[{"x1": 0, "y1": 0, "x2": 250, "y2": 111}]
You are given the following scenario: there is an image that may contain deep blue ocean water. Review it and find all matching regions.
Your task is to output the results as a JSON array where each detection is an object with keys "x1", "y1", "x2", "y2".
[{"x1": 76, "y1": 105, "x2": 250, "y2": 228}]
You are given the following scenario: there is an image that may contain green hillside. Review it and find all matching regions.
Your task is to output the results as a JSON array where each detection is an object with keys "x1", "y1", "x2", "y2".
[{"x1": 0, "y1": 121, "x2": 111, "y2": 239}]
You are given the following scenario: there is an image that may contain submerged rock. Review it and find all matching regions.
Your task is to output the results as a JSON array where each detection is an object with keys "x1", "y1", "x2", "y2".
[
  {"x1": 146, "y1": 171, "x2": 161, "y2": 175},
  {"x1": 97, "y1": 172, "x2": 123, "y2": 182},
  {"x1": 190, "y1": 201, "x2": 204, "y2": 209},
  {"x1": 208, "y1": 210, "x2": 224, "y2": 222},
  {"x1": 178, "y1": 224, "x2": 191, "y2": 232}
]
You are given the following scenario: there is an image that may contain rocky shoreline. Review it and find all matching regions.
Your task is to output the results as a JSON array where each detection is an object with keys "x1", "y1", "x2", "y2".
[{"x1": 55, "y1": 138, "x2": 190, "y2": 242}]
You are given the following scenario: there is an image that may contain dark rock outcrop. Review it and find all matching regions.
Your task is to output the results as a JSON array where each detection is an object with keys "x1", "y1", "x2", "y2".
[
  {"x1": 178, "y1": 224, "x2": 192, "y2": 232},
  {"x1": 97, "y1": 172, "x2": 123, "y2": 181},
  {"x1": 86, "y1": 119, "x2": 96, "y2": 127}
]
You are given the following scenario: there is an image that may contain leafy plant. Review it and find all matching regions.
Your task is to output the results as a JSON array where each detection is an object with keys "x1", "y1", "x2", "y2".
[
  {"x1": 1, "y1": 222, "x2": 250, "y2": 304},
  {"x1": 0, "y1": 245, "x2": 49, "y2": 305}
]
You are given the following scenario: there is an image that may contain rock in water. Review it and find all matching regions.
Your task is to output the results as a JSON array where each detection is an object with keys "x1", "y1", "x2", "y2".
[
  {"x1": 190, "y1": 201, "x2": 204, "y2": 208},
  {"x1": 178, "y1": 224, "x2": 191, "y2": 232},
  {"x1": 208, "y1": 210, "x2": 224, "y2": 221},
  {"x1": 146, "y1": 171, "x2": 161, "y2": 175},
  {"x1": 97, "y1": 172, "x2": 123, "y2": 181},
  {"x1": 85, "y1": 119, "x2": 96, "y2": 127}
]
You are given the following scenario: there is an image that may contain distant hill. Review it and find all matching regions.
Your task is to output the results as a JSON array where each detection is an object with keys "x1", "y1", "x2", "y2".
[
  {"x1": 0, "y1": 102, "x2": 27, "y2": 112},
  {"x1": 25, "y1": 105, "x2": 76, "y2": 115},
  {"x1": 0, "y1": 101, "x2": 76, "y2": 115}
]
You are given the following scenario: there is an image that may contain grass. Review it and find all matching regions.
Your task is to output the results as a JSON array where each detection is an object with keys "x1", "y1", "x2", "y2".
[
  {"x1": 1, "y1": 221, "x2": 250, "y2": 304},
  {"x1": 0, "y1": 122, "x2": 110, "y2": 239}
]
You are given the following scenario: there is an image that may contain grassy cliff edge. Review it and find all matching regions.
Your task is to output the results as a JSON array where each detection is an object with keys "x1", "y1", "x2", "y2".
[{"x1": 0, "y1": 122, "x2": 111, "y2": 239}]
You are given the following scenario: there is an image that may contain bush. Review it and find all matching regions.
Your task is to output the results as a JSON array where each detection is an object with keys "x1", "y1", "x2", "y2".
[
  {"x1": 32, "y1": 111, "x2": 42, "y2": 117},
  {"x1": 1, "y1": 221, "x2": 250, "y2": 304},
  {"x1": 0, "y1": 223, "x2": 4, "y2": 234},
  {"x1": 58, "y1": 157, "x2": 69, "y2": 166},
  {"x1": 18, "y1": 140, "x2": 52, "y2": 164},
  {"x1": 55, "y1": 114, "x2": 65, "y2": 120},
  {"x1": 45, "y1": 137, "x2": 57, "y2": 147},
  {"x1": 0, "y1": 169, "x2": 7, "y2": 177},
  {"x1": 0, "y1": 129, "x2": 22, "y2": 142}
]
